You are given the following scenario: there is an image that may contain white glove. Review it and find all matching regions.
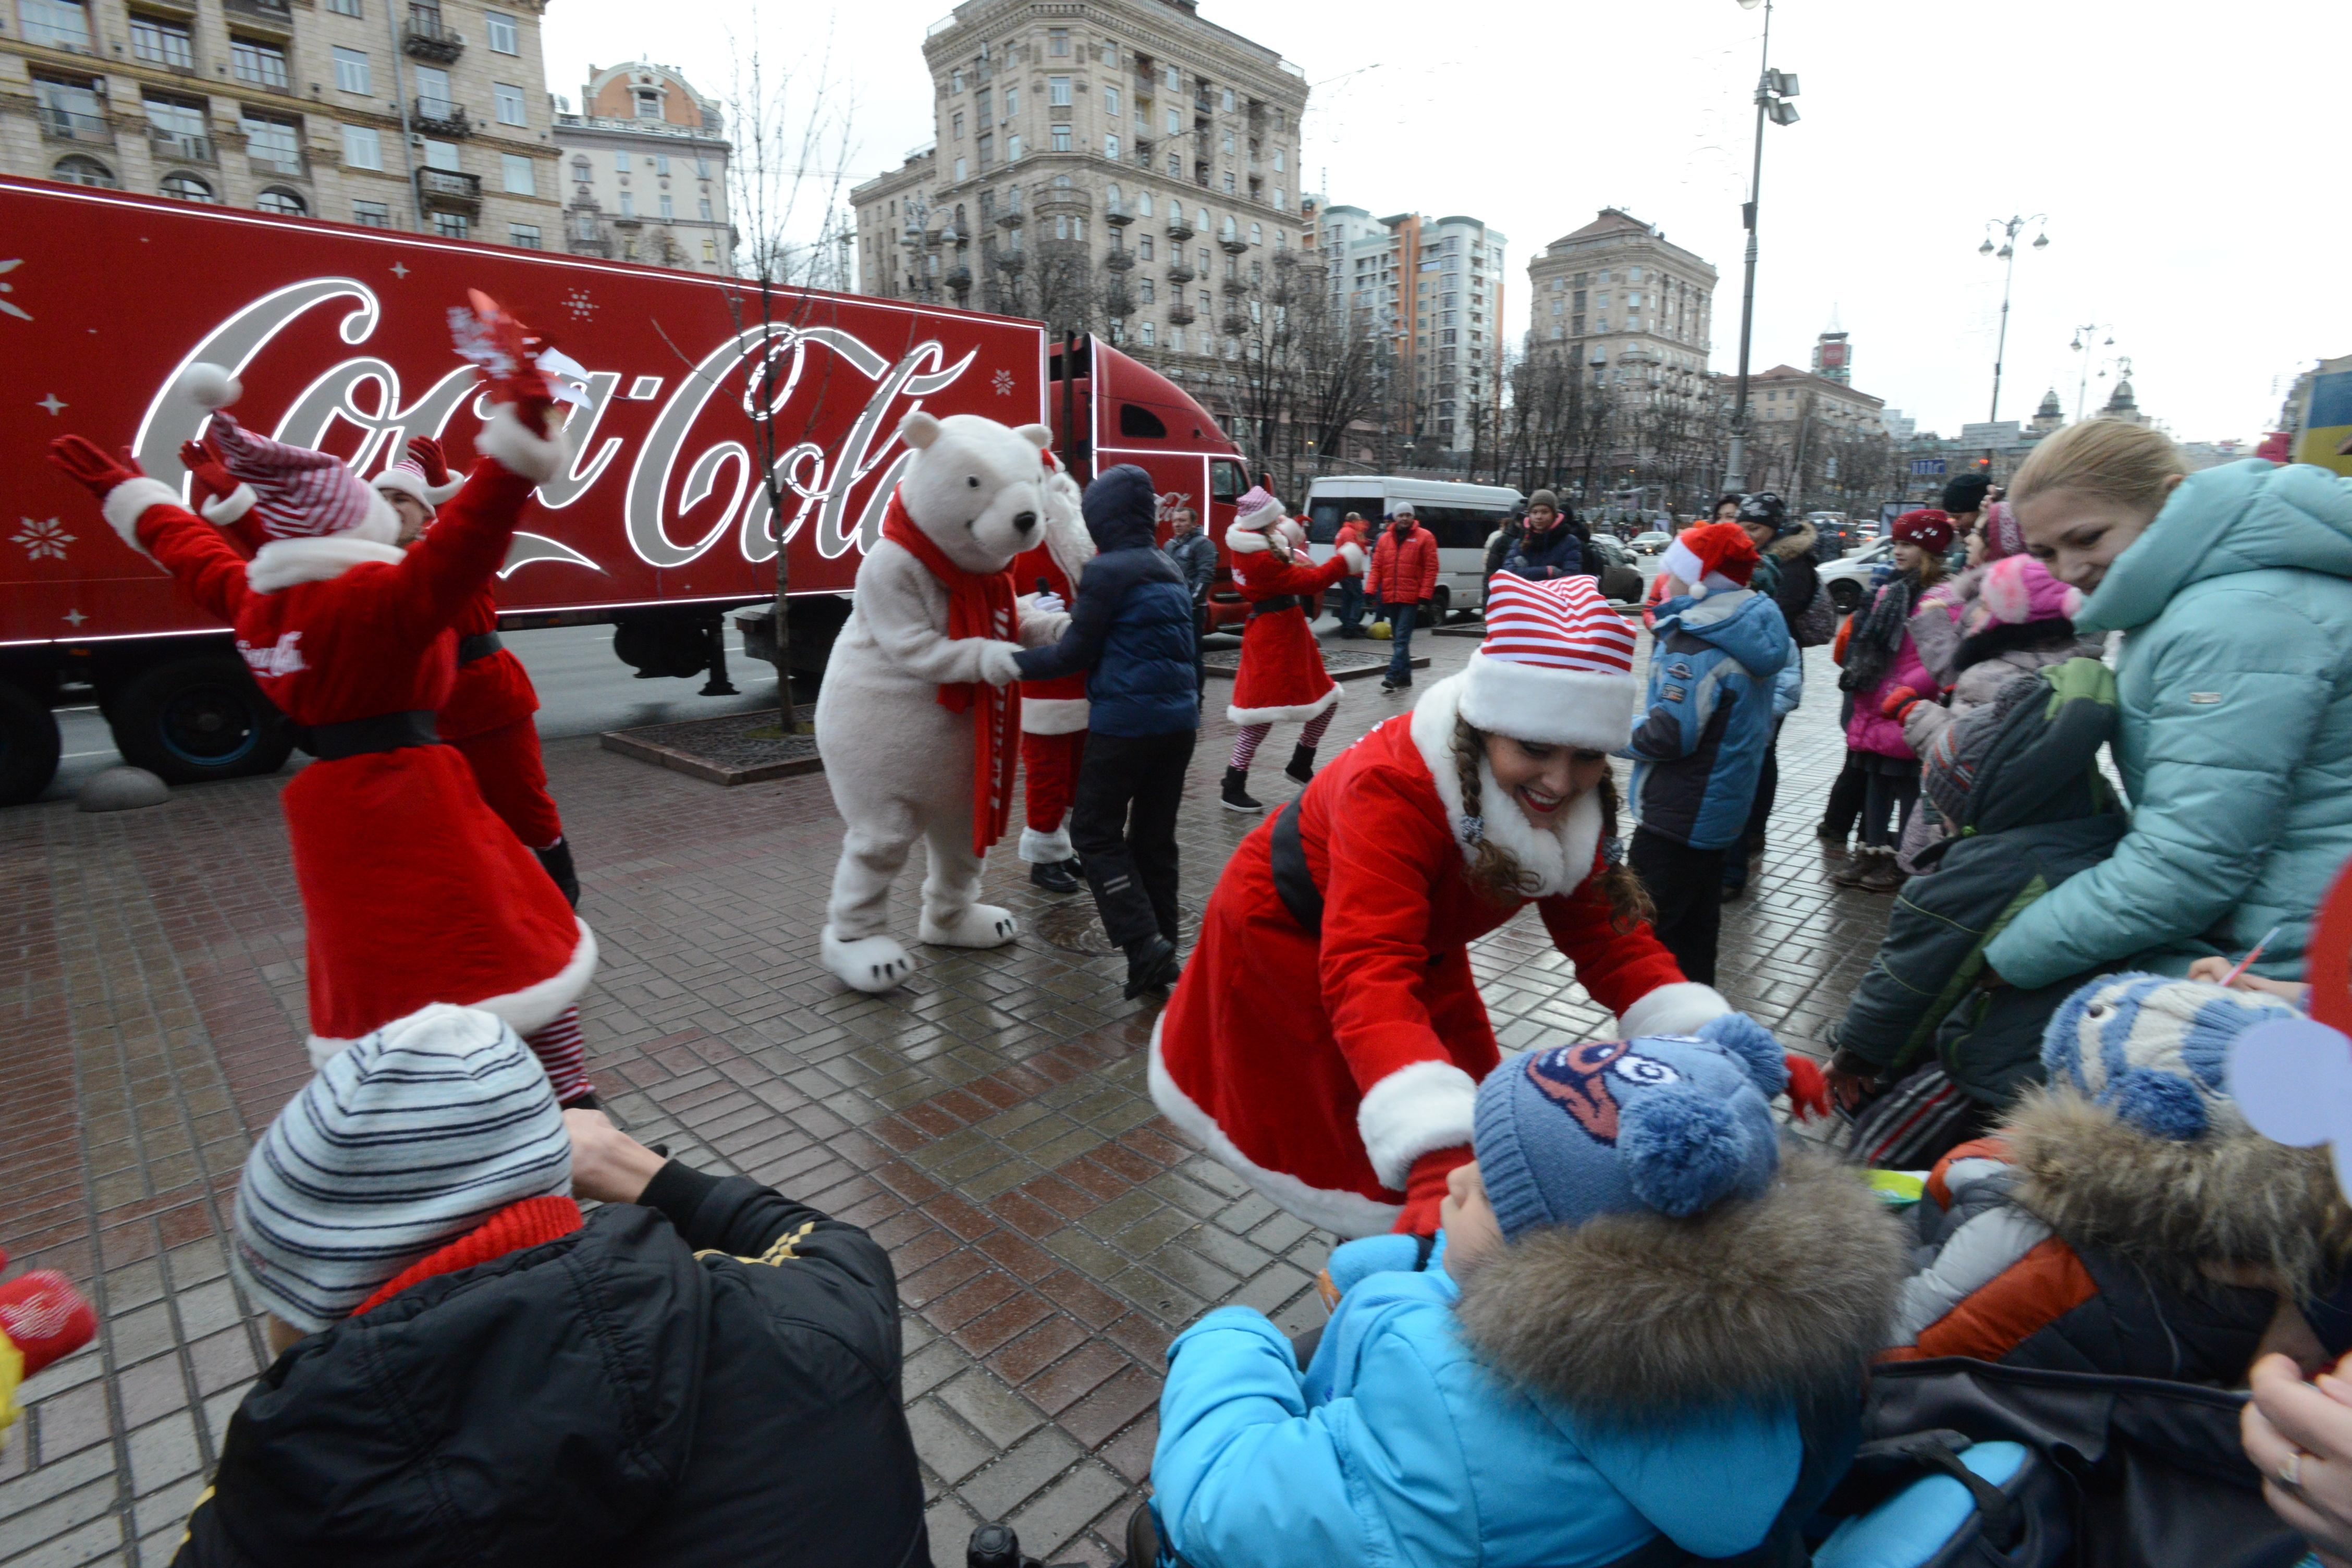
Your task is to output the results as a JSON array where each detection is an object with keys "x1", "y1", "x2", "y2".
[
  {"x1": 1024, "y1": 591, "x2": 1067, "y2": 615},
  {"x1": 1338, "y1": 542, "x2": 1368, "y2": 574},
  {"x1": 977, "y1": 641, "x2": 1028, "y2": 688}
]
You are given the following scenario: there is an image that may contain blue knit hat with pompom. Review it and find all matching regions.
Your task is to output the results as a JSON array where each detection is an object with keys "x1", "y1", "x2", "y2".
[
  {"x1": 1472, "y1": 1013, "x2": 1788, "y2": 1241},
  {"x1": 2041, "y1": 973, "x2": 2301, "y2": 1141}
]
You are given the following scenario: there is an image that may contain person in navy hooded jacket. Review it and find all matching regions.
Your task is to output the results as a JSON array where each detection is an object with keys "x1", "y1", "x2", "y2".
[{"x1": 1015, "y1": 463, "x2": 1200, "y2": 998}]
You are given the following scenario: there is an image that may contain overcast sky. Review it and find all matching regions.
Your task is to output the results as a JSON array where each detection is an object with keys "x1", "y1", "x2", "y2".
[{"x1": 545, "y1": 0, "x2": 2352, "y2": 444}]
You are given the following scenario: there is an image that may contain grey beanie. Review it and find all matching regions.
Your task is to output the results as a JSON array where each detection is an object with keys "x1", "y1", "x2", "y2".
[
  {"x1": 1527, "y1": 488, "x2": 1561, "y2": 513},
  {"x1": 232, "y1": 1004, "x2": 573, "y2": 1330}
]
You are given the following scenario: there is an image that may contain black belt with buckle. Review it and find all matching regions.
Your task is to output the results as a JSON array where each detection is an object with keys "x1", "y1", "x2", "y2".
[
  {"x1": 1249, "y1": 594, "x2": 1302, "y2": 619},
  {"x1": 292, "y1": 709, "x2": 442, "y2": 760},
  {"x1": 456, "y1": 631, "x2": 504, "y2": 664}
]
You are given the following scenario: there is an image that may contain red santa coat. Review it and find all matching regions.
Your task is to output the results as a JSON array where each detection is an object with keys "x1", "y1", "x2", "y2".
[
  {"x1": 437, "y1": 580, "x2": 539, "y2": 741},
  {"x1": 1226, "y1": 535, "x2": 1352, "y2": 727},
  {"x1": 1152, "y1": 671, "x2": 1729, "y2": 1236},
  {"x1": 114, "y1": 464, "x2": 593, "y2": 1067}
]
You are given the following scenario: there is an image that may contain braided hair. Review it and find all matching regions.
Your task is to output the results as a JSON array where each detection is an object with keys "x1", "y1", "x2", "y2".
[{"x1": 1450, "y1": 717, "x2": 1652, "y2": 930}]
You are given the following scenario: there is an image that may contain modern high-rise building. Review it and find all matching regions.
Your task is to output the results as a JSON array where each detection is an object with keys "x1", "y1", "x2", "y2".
[
  {"x1": 1312, "y1": 205, "x2": 1504, "y2": 452},
  {"x1": 552, "y1": 62, "x2": 732, "y2": 272},
  {"x1": 1527, "y1": 208, "x2": 1717, "y2": 415},
  {"x1": 2, "y1": 0, "x2": 560, "y2": 244},
  {"x1": 848, "y1": 0, "x2": 1310, "y2": 419}
]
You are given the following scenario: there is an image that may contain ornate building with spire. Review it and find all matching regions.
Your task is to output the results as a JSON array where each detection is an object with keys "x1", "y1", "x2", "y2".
[
  {"x1": 1811, "y1": 310, "x2": 1850, "y2": 385},
  {"x1": 2100, "y1": 375, "x2": 2150, "y2": 427},
  {"x1": 2030, "y1": 388, "x2": 2064, "y2": 435}
]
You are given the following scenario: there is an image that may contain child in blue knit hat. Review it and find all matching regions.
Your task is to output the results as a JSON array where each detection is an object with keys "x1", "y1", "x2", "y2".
[{"x1": 1140, "y1": 1015, "x2": 1905, "y2": 1568}]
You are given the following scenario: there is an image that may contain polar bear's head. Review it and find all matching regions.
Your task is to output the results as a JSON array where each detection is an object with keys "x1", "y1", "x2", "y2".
[{"x1": 896, "y1": 411, "x2": 1055, "y2": 574}]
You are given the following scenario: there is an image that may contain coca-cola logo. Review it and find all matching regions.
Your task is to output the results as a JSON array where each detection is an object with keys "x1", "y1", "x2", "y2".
[{"x1": 130, "y1": 278, "x2": 980, "y2": 574}]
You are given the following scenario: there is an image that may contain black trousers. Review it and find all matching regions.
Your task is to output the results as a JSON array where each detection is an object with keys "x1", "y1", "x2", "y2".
[
  {"x1": 1071, "y1": 729, "x2": 1196, "y2": 949},
  {"x1": 1821, "y1": 748, "x2": 1869, "y2": 841},
  {"x1": 1629, "y1": 825, "x2": 1724, "y2": 986},
  {"x1": 1860, "y1": 764, "x2": 1920, "y2": 850}
]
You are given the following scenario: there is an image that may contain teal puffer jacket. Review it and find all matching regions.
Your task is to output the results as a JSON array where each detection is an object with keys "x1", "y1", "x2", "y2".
[{"x1": 1984, "y1": 460, "x2": 2352, "y2": 987}]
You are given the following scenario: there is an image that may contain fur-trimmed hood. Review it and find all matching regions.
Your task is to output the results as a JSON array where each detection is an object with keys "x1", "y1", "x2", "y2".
[
  {"x1": 2004, "y1": 1087, "x2": 2352, "y2": 1295},
  {"x1": 1767, "y1": 519, "x2": 1817, "y2": 562},
  {"x1": 1455, "y1": 1145, "x2": 1905, "y2": 1422}
]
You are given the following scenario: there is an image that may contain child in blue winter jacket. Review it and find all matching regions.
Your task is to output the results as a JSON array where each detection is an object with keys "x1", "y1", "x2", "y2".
[
  {"x1": 1622, "y1": 521, "x2": 1792, "y2": 985},
  {"x1": 1141, "y1": 1015, "x2": 1905, "y2": 1568}
]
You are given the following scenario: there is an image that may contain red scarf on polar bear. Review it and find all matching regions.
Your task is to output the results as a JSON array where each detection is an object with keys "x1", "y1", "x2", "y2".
[{"x1": 881, "y1": 487, "x2": 1022, "y2": 857}]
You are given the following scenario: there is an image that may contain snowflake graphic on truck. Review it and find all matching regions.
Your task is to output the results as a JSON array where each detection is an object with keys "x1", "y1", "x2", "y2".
[{"x1": 13, "y1": 517, "x2": 71, "y2": 561}]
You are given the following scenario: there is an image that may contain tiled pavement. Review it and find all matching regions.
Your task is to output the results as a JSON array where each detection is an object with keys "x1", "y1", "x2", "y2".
[{"x1": 0, "y1": 627, "x2": 1893, "y2": 1567}]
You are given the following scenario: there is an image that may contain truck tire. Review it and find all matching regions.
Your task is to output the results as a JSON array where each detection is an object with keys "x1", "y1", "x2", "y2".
[
  {"x1": 0, "y1": 681, "x2": 62, "y2": 806},
  {"x1": 108, "y1": 656, "x2": 293, "y2": 786},
  {"x1": 1420, "y1": 586, "x2": 1450, "y2": 628}
]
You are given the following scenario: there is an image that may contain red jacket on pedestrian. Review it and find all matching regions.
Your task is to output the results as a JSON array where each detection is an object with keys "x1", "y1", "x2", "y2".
[
  {"x1": 1335, "y1": 517, "x2": 1373, "y2": 574},
  {"x1": 1368, "y1": 522, "x2": 1439, "y2": 605}
]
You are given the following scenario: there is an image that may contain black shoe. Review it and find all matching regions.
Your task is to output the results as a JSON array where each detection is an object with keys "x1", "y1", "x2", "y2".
[
  {"x1": 533, "y1": 837, "x2": 580, "y2": 908},
  {"x1": 1122, "y1": 934, "x2": 1182, "y2": 998},
  {"x1": 1221, "y1": 766, "x2": 1262, "y2": 813},
  {"x1": 1721, "y1": 878, "x2": 1748, "y2": 902},
  {"x1": 1285, "y1": 744, "x2": 1317, "y2": 786},
  {"x1": 1031, "y1": 859, "x2": 1083, "y2": 895}
]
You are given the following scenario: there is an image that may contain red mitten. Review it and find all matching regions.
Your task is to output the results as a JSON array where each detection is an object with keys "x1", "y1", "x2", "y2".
[
  {"x1": 450, "y1": 289, "x2": 555, "y2": 437},
  {"x1": 1391, "y1": 1144, "x2": 1472, "y2": 1237},
  {"x1": 1879, "y1": 684, "x2": 1919, "y2": 719},
  {"x1": 407, "y1": 434, "x2": 452, "y2": 488},
  {"x1": 46, "y1": 436, "x2": 141, "y2": 500},
  {"x1": 177, "y1": 438, "x2": 240, "y2": 511},
  {"x1": 0, "y1": 1268, "x2": 96, "y2": 1379},
  {"x1": 1783, "y1": 1055, "x2": 1831, "y2": 1122}
]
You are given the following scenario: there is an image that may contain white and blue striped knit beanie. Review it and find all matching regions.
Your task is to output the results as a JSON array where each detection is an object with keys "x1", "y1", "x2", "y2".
[
  {"x1": 232, "y1": 1004, "x2": 572, "y2": 1331},
  {"x1": 2041, "y1": 973, "x2": 2301, "y2": 1142}
]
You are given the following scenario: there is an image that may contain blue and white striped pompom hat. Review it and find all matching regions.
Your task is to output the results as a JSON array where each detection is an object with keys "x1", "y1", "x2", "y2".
[
  {"x1": 2041, "y1": 973, "x2": 2302, "y2": 1142},
  {"x1": 232, "y1": 1003, "x2": 572, "y2": 1331}
]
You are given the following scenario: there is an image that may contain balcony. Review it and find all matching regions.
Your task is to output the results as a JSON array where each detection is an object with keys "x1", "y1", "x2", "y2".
[
  {"x1": 1166, "y1": 216, "x2": 1193, "y2": 242},
  {"x1": 945, "y1": 265, "x2": 972, "y2": 290},
  {"x1": 1219, "y1": 234, "x2": 1247, "y2": 254},
  {"x1": 1165, "y1": 262, "x2": 1194, "y2": 284},
  {"x1": 401, "y1": 15, "x2": 465, "y2": 62},
  {"x1": 38, "y1": 106, "x2": 111, "y2": 144},
  {"x1": 248, "y1": 146, "x2": 306, "y2": 178},
  {"x1": 995, "y1": 207, "x2": 1022, "y2": 228},
  {"x1": 148, "y1": 128, "x2": 214, "y2": 164},
  {"x1": 567, "y1": 236, "x2": 611, "y2": 258},
  {"x1": 1102, "y1": 248, "x2": 1134, "y2": 272},
  {"x1": 416, "y1": 166, "x2": 481, "y2": 215},
  {"x1": 222, "y1": 0, "x2": 292, "y2": 35},
  {"x1": 1221, "y1": 312, "x2": 1248, "y2": 335},
  {"x1": 1167, "y1": 304, "x2": 1195, "y2": 326},
  {"x1": 993, "y1": 251, "x2": 1025, "y2": 274},
  {"x1": 1103, "y1": 203, "x2": 1132, "y2": 226},
  {"x1": 1220, "y1": 275, "x2": 1246, "y2": 296},
  {"x1": 411, "y1": 97, "x2": 471, "y2": 137}
]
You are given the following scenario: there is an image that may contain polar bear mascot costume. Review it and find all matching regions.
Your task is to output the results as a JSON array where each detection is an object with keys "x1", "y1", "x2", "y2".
[{"x1": 814, "y1": 411, "x2": 1072, "y2": 993}]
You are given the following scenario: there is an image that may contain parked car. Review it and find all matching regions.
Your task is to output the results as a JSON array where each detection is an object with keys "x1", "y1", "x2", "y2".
[
  {"x1": 1816, "y1": 536, "x2": 1897, "y2": 613},
  {"x1": 1630, "y1": 530, "x2": 1673, "y2": 555},
  {"x1": 1585, "y1": 533, "x2": 1645, "y2": 603}
]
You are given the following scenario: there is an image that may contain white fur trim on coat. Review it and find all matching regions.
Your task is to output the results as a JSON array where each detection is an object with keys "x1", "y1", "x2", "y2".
[
  {"x1": 306, "y1": 917, "x2": 598, "y2": 1069},
  {"x1": 1019, "y1": 824, "x2": 1074, "y2": 864},
  {"x1": 1408, "y1": 673, "x2": 1602, "y2": 898},
  {"x1": 1357, "y1": 1059, "x2": 1480, "y2": 1191},
  {"x1": 100, "y1": 477, "x2": 182, "y2": 560},
  {"x1": 201, "y1": 483, "x2": 258, "y2": 526},
  {"x1": 1616, "y1": 981, "x2": 1732, "y2": 1039},
  {"x1": 1021, "y1": 695, "x2": 1091, "y2": 734},
  {"x1": 246, "y1": 534, "x2": 407, "y2": 594},
  {"x1": 1148, "y1": 1016, "x2": 1402, "y2": 1239},
  {"x1": 475, "y1": 401, "x2": 571, "y2": 486},
  {"x1": 1226, "y1": 527, "x2": 1274, "y2": 556},
  {"x1": 424, "y1": 476, "x2": 465, "y2": 505},
  {"x1": 1227, "y1": 682, "x2": 1340, "y2": 729},
  {"x1": 1337, "y1": 541, "x2": 1369, "y2": 574},
  {"x1": 1457, "y1": 649, "x2": 1638, "y2": 754}
]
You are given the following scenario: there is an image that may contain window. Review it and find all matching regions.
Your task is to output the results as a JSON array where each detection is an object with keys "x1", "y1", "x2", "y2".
[
  {"x1": 1165, "y1": 65, "x2": 1180, "y2": 90},
  {"x1": 159, "y1": 171, "x2": 214, "y2": 202},
  {"x1": 1221, "y1": 170, "x2": 1234, "y2": 194},
  {"x1": 1137, "y1": 234, "x2": 1153, "y2": 260},
  {"x1": 953, "y1": 155, "x2": 967, "y2": 180},
  {"x1": 1629, "y1": 266, "x2": 1643, "y2": 282},
  {"x1": 1165, "y1": 107, "x2": 1180, "y2": 135},
  {"x1": 243, "y1": 113, "x2": 300, "y2": 172},
  {"x1": 1048, "y1": 27, "x2": 1068, "y2": 55},
  {"x1": 1248, "y1": 222, "x2": 1261, "y2": 244},
  {"x1": 420, "y1": 138, "x2": 459, "y2": 170},
  {"x1": 1273, "y1": 149, "x2": 1284, "y2": 172},
  {"x1": 1005, "y1": 85, "x2": 1017, "y2": 115},
  {"x1": 1137, "y1": 191, "x2": 1153, "y2": 217},
  {"x1": 1008, "y1": 133, "x2": 1021, "y2": 160},
  {"x1": 952, "y1": 111, "x2": 964, "y2": 139},
  {"x1": 701, "y1": 238, "x2": 716, "y2": 261},
  {"x1": 1220, "y1": 128, "x2": 1233, "y2": 155},
  {"x1": 501, "y1": 152, "x2": 534, "y2": 194},
  {"x1": 1169, "y1": 326, "x2": 1184, "y2": 352},
  {"x1": 51, "y1": 154, "x2": 115, "y2": 187},
  {"x1": 1140, "y1": 321, "x2": 1155, "y2": 346},
  {"x1": 1100, "y1": 41, "x2": 1117, "y2": 67},
  {"x1": 325, "y1": 0, "x2": 359, "y2": 13},
  {"x1": 1273, "y1": 188, "x2": 1285, "y2": 211},
  {"x1": 412, "y1": 63, "x2": 454, "y2": 115},
  {"x1": 1050, "y1": 124, "x2": 1070, "y2": 152},
  {"x1": 231, "y1": 37, "x2": 288, "y2": 90},
  {"x1": 332, "y1": 46, "x2": 371, "y2": 95},
  {"x1": 130, "y1": 14, "x2": 193, "y2": 70},
  {"x1": 618, "y1": 191, "x2": 634, "y2": 216},
  {"x1": 485, "y1": 9, "x2": 518, "y2": 52},
  {"x1": 145, "y1": 95, "x2": 204, "y2": 140},
  {"x1": 695, "y1": 156, "x2": 710, "y2": 177},
  {"x1": 18, "y1": 0, "x2": 91, "y2": 51},
  {"x1": 1221, "y1": 88, "x2": 1234, "y2": 112},
  {"x1": 976, "y1": 132, "x2": 993, "y2": 169},
  {"x1": 613, "y1": 150, "x2": 629, "y2": 172},
  {"x1": 1104, "y1": 87, "x2": 1119, "y2": 118},
  {"x1": 1104, "y1": 134, "x2": 1119, "y2": 160},
  {"x1": 951, "y1": 68, "x2": 964, "y2": 93},
  {"x1": 1166, "y1": 152, "x2": 1179, "y2": 175},
  {"x1": 255, "y1": 186, "x2": 305, "y2": 215},
  {"x1": 352, "y1": 198, "x2": 391, "y2": 226},
  {"x1": 494, "y1": 82, "x2": 526, "y2": 126},
  {"x1": 510, "y1": 223, "x2": 542, "y2": 248},
  {"x1": 697, "y1": 197, "x2": 713, "y2": 220},
  {"x1": 1198, "y1": 289, "x2": 1212, "y2": 313},
  {"x1": 1139, "y1": 277, "x2": 1154, "y2": 303},
  {"x1": 432, "y1": 212, "x2": 470, "y2": 239},
  {"x1": 34, "y1": 74, "x2": 103, "y2": 137},
  {"x1": 658, "y1": 193, "x2": 673, "y2": 218},
  {"x1": 1048, "y1": 76, "x2": 1070, "y2": 106}
]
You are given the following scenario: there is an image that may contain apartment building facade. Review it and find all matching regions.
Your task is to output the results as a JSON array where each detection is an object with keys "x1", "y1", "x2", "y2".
[
  {"x1": 1313, "y1": 204, "x2": 1503, "y2": 453},
  {"x1": 849, "y1": 0, "x2": 1309, "y2": 421},
  {"x1": 552, "y1": 60, "x2": 731, "y2": 272},
  {"x1": 2, "y1": 0, "x2": 559, "y2": 244},
  {"x1": 1528, "y1": 207, "x2": 1717, "y2": 415}
]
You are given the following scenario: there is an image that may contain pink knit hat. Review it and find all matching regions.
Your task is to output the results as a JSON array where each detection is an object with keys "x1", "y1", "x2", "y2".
[
  {"x1": 1458, "y1": 572, "x2": 1640, "y2": 751},
  {"x1": 179, "y1": 363, "x2": 393, "y2": 543}
]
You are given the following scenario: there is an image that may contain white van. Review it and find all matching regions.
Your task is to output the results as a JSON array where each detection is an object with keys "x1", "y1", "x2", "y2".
[{"x1": 1303, "y1": 475, "x2": 1525, "y2": 619}]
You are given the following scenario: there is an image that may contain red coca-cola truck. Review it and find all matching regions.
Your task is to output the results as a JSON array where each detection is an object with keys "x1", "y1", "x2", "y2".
[{"x1": 0, "y1": 175, "x2": 1254, "y2": 804}]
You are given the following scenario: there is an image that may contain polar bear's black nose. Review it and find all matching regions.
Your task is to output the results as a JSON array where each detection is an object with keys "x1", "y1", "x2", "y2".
[{"x1": 1011, "y1": 510, "x2": 1038, "y2": 533}]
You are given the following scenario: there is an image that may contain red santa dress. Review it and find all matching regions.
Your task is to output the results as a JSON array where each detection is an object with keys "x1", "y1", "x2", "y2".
[
  {"x1": 1153, "y1": 575, "x2": 1731, "y2": 1235},
  {"x1": 1224, "y1": 493, "x2": 1358, "y2": 729},
  {"x1": 92, "y1": 401, "x2": 592, "y2": 1071},
  {"x1": 1013, "y1": 458, "x2": 1094, "y2": 865}
]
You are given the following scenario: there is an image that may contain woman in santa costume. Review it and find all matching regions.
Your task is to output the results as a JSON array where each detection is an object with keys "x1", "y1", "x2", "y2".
[
  {"x1": 1011, "y1": 452, "x2": 1094, "y2": 895},
  {"x1": 1219, "y1": 486, "x2": 1366, "y2": 813},
  {"x1": 371, "y1": 435, "x2": 579, "y2": 906},
  {"x1": 1153, "y1": 573, "x2": 1746, "y2": 1237},
  {"x1": 45, "y1": 307, "x2": 600, "y2": 1104}
]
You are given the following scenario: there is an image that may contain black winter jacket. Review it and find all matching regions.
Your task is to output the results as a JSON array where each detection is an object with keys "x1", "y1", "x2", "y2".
[
  {"x1": 174, "y1": 1166, "x2": 927, "y2": 1568},
  {"x1": 1501, "y1": 521, "x2": 1592, "y2": 583},
  {"x1": 1016, "y1": 463, "x2": 1198, "y2": 736}
]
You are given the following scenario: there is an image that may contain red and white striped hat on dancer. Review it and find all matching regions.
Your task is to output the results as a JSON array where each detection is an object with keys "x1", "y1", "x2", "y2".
[
  {"x1": 177, "y1": 362, "x2": 396, "y2": 543},
  {"x1": 1458, "y1": 571, "x2": 1640, "y2": 751}
]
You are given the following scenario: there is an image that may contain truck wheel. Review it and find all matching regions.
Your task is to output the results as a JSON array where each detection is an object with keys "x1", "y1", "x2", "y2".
[
  {"x1": 108, "y1": 656, "x2": 293, "y2": 786},
  {"x1": 1829, "y1": 579, "x2": 1862, "y2": 615},
  {"x1": 0, "y1": 681, "x2": 62, "y2": 806},
  {"x1": 1420, "y1": 586, "x2": 1449, "y2": 628}
]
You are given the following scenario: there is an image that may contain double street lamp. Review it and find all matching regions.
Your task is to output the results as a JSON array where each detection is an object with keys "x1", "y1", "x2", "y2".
[
  {"x1": 1979, "y1": 214, "x2": 2048, "y2": 424},
  {"x1": 1721, "y1": 0, "x2": 1800, "y2": 495},
  {"x1": 2070, "y1": 321, "x2": 2117, "y2": 424}
]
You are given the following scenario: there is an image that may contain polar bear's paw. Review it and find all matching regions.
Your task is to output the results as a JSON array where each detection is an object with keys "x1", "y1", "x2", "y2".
[
  {"x1": 920, "y1": 902, "x2": 1020, "y2": 949},
  {"x1": 822, "y1": 926, "x2": 916, "y2": 993}
]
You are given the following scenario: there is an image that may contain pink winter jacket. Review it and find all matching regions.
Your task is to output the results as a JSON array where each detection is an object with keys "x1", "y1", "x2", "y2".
[{"x1": 1845, "y1": 583, "x2": 1937, "y2": 760}]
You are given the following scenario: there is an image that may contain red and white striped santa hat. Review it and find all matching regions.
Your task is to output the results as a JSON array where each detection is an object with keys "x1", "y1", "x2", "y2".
[
  {"x1": 179, "y1": 363, "x2": 395, "y2": 544},
  {"x1": 1457, "y1": 572, "x2": 1640, "y2": 751}
]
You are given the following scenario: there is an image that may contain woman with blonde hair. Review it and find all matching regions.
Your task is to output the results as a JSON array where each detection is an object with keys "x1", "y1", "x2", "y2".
[{"x1": 1982, "y1": 419, "x2": 2352, "y2": 989}]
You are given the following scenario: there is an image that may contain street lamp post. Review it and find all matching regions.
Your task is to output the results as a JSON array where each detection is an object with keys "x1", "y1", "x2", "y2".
[
  {"x1": 1722, "y1": 0, "x2": 1800, "y2": 495},
  {"x1": 2069, "y1": 321, "x2": 2116, "y2": 424},
  {"x1": 1979, "y1": 214, "x2": 2049, "y2": 424}
]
